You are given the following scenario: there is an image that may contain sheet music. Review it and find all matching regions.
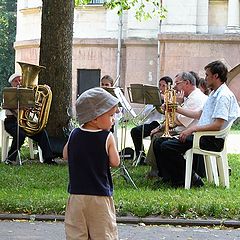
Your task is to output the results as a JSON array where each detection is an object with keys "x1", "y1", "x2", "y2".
[
  {"x1": 114, "y1": 87, "x2": 137, "y2": 118},
  {"x1": 128, "y1": 84, "x2": 162, "y2": 105}
]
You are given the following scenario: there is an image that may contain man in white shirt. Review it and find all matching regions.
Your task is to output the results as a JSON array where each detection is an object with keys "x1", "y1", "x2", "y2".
[{"x1": 146, "y1": 72, "x2": 208, "y2": 177}]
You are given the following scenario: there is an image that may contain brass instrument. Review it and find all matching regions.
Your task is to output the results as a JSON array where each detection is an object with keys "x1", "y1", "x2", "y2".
[
  {"x1": 17, "y1": 62, "x2": 52, "y2": 136},
  {"x1": 162, "y1": 84, "x2": 177, "y2": 138}
]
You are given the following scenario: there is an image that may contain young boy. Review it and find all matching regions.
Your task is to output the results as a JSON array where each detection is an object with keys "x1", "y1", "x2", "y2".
[{"x1": 63, "y1": 87, "x2": 120, "y2": 240}]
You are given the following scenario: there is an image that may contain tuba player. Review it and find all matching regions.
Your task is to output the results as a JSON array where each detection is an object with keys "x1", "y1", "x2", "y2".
[{"x1": 3, "y1": 73, "x2": 56, "y2": 165}]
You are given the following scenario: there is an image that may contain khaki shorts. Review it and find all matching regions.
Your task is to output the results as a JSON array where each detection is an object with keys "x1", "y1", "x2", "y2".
[{"x1": 65, "y1": 194, "x2": 118, "y2": 240}]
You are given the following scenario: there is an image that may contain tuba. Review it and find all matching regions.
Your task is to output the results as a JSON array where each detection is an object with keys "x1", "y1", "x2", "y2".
[
  {"x1": 17, "y1": 62, "x2": 52, "y2": 136},
  {"x1": 161, "y1": 84, "x2": 177, "y2": 138}
]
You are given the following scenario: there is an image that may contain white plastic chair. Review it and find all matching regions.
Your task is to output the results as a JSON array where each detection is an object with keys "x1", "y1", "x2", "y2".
[
  {"x1": 0, "y1": 110, "x2": 43, "y2": 163},
  {"x1": 184, "y1": 122, "x2": 233, "y2": 189}
]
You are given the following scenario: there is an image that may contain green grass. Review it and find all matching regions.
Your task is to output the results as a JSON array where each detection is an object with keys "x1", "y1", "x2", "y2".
[
  {"x1": 1, "y1": 154, "x2": 240, "y2": 220},
  {"x1": 232, "y1": 121, "x2": 240, "y2": 131}
]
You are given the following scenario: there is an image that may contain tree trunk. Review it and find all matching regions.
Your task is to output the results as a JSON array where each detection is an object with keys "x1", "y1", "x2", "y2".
[{"x1": 39, "y1": 0, "x2": 74, "y2": 139}]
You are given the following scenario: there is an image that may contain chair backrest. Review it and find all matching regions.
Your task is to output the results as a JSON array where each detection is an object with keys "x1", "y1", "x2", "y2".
[
  {"x1": 0, "y1": 110, "x2": 6, "y2": 120},
  {"x1": 0, "y1": 110, "x2": 6, "y2": 147},
  {"x1": 216, "y1": 121, "x2": 233, "y2": 139}
]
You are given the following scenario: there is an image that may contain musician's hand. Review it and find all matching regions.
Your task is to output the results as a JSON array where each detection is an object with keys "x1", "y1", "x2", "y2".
[
  {"x1": 161, "y1": 103, "x2": 166, "y2": 112},
  {"x1": 176, "y1": 90, "x2": 184, "y2": 104},
  {"x1": 179, "y1": 127, "x2": 194, "y2": 142},
  {"x1": 150, "y1": 125, "x2": 162, "y2": 136},
  {"x1": 168, "y1": 103, "x2": 178, "y2": 111},
  {"x1": 169, "y1": 123, "x2": 176, "y2": 129}
]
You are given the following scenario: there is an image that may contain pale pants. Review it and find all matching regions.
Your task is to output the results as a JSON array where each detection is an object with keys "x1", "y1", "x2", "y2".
[
  {"x1": 146, "y1": 132, "x2": 163, "y2": 173},
  {"x1": 65, "y1": 195, "x2": 118, "y2": 240}
]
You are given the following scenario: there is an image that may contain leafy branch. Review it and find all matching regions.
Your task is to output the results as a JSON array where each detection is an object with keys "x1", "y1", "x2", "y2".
[{"x1": 75, "y1": 0, "x2": 167, "y2": 21}]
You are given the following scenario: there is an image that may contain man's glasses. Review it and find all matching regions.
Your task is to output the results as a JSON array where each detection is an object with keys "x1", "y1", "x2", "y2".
[{"x1": 174, "y1": 80, "x2": 186, "y2": 86}]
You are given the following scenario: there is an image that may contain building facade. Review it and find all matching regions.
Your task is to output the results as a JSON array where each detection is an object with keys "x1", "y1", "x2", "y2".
[{"x1": 15, "y1": 0, "x2": 240, "y2": 104}]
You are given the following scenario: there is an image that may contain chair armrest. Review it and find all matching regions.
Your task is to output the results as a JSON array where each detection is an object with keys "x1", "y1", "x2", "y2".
[
  {"x1": 193, "y1": 131, "x2": 219, "y2": 149},
  {"x1": 192, "y1": 123, "x2": 232, "y2": 150}
]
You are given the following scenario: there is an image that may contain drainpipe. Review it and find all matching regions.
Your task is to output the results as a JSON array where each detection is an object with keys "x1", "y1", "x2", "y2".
[
  {"x1": 115, "y1": 13, "x2": 123, "y2": 87},
  {"x1": 156, "y1": 0, "x2": 163, "y2": 85}
]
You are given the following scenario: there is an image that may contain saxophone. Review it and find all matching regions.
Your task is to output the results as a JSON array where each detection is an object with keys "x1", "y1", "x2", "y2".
[{"x1": 17, "y1": 62, "x2": 52, "y2": 136}]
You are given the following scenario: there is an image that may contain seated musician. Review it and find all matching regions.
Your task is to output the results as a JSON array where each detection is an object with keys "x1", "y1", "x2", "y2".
[
  {"x1": 153, "y1": 60, "x2": 240, "y2": 187},
  {"x1": 146, "y1": 71, "x2": 208, "y2": 178},
  {"x1": 100, "y1": 75, "x2": 114, "y2": 88},
  {"x1": 130, "y1": 76, "x2": 173, "y2": 165},
  {"x1": 4, "y1": 73, "x2": 56, "y2": 165},
  {"x1": 100, "y1": 75, "x2": 122, "y2": 133}
]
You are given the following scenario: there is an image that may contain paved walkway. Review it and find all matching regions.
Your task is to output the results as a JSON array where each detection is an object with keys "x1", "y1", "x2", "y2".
[
  {"x1": 226, "y1": 133, "x2": 240, "y2": 154},
  {"x1": 1, "y1": 220, "x2": 240, "y2": 240}
]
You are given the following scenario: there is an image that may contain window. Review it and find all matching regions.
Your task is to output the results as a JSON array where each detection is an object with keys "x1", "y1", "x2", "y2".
[
  {"x1": 20, "y1": 0, "x2": 42, "y2": 9},
  {"x1": 88, "y1": 0, "x2": 105, "y2": 5}
]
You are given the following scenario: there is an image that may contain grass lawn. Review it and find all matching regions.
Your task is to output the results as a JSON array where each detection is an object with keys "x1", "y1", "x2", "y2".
[{"x1": 0, "y1": 152, "x2": 240, "y2": 220}]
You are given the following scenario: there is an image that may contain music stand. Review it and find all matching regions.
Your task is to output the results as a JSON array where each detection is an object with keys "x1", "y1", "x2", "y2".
[
  {"x1": 107, "y1": 87, "x2": 138, "y2": 189},
  {"x1": 127, "y1": 84, "x2": 162, "y2": 166},
  {"x1": 2, "y1": 87, "x2": 34, "y2": 165},
  {"x1": 102, "y1": 87, "x2": 118, "y2": 97},
  {"x1": 128, "y1": 84, "x2": 161, "y2": 105}
]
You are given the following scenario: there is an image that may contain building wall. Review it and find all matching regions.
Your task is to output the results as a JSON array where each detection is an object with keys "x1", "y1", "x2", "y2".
[
  {"x1": 158, "y1": 34, "x2": 240, "y2": 100},
  {"x1": 14, "y1": 0, "x2": 240, "y2": 106},
  {"x1": 72, "y1": 39, "x2": 119, "y2": 101}
]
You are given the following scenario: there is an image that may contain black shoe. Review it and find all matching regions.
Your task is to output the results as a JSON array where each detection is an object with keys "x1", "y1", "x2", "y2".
[
  {"x1": 228, "y1": 167, "x2": 232, "y2": 176},
  {"x1": 138, "y1": 155, "x2": 147, "y2": 165},
  {"x1": 146, "y1": 170, "x2": 159, "y2": 179},
  {"x1": 191, "y1": 173, "x2": 204, "y2": 187},
  {"x1": 44, "y1": 159, "x2": 58, "y2": 165}
]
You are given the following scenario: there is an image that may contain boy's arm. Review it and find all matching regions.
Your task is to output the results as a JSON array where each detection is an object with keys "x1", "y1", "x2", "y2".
[
  {"x1": 107, "y1": 133, "x2": 120, "y2": 167},
  {"x1": 63, "y1": 143, "x2": 68, "y2": 160}
]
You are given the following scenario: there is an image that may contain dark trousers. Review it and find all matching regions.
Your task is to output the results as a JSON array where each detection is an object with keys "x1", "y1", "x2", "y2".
[
  {"x1": 4, "y1": 117, "x2": 54, "y2": 162},
  {"x1": 130, "y1": 121, "x2": 159, "y2": 157},
  {"x1": 153, "y1": 135, "x2": 224, "y2": 185}
]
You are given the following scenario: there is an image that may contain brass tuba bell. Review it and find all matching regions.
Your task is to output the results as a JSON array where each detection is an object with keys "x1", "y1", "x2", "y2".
[{"x1": 17, "y1": 62, "x2": 52, "y2": 136}]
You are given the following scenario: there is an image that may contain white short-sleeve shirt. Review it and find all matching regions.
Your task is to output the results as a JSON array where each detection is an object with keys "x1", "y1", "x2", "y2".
[{"x1": 177, "y1": 88, "x2": 208, "y2": 129}]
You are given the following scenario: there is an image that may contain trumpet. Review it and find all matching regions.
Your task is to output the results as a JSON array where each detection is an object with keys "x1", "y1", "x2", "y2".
[{"x1": 162, "y1": 84, "x2": 177, "y2": 138}]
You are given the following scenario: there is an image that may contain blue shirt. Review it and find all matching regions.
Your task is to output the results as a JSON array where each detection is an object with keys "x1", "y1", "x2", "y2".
[{"x1": 198, "y1": 83, "x2": 240, "y2": 130}]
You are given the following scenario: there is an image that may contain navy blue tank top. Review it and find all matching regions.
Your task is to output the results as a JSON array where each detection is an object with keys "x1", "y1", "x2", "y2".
[{"x1": 67, "y1": 127, "x2": 113, "y2": 196}]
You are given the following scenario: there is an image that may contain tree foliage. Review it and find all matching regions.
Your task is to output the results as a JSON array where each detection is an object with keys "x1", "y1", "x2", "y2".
[
  {"x1": 75, "y1": 0, "x2": 167, "y2": 21},
  {"x1": 0, "y1": 0, "x2": 17, "y2": 101}
]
